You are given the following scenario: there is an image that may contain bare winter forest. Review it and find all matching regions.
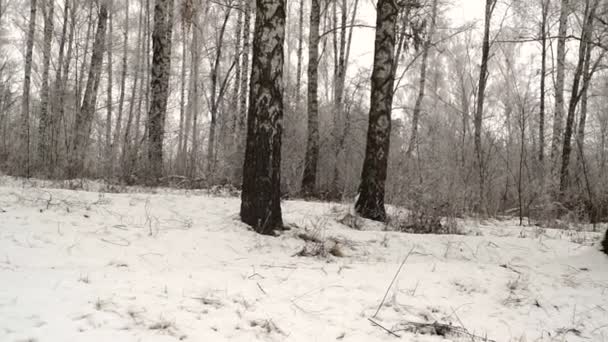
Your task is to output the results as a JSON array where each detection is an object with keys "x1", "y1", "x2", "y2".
[
  {"x1": 1, "y1": 0, "x2": 608, "y2": 341},
  {"x1": 1, "y1": 0, "x2": 608, "y2": 225}
]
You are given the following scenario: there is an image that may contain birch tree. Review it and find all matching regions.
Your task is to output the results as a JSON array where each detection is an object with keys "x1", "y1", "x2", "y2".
[
  {"x1": 241, "y1": 0, "x2": 286, "y2": 234},
  {"x1": 355, "y1": 0, "x2": 400, "y2": 221}
]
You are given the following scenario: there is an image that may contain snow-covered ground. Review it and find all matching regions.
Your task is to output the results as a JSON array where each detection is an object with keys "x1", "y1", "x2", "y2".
[{"x1": 0, "y1": 178, "x2": 607, "y2": 342}]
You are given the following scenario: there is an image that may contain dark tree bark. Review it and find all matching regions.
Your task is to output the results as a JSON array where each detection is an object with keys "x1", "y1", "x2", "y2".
[
  {"x1": 473, "y1": 0, "x2": 496, "y2": 213},
  {"x1": 241, "y1": 0, "x2": 286, "y2": 235},
  {"x1": 602, "y1": 229, "x2": 608, "y2": 255},
  {"x1": 17, "y1": 0, "x2": 37, "y2": 177},
  {"x1": 355, "y1": 0, "x2": 400, "y2": 222},
  {"x1": 301, "y1": 0, "x2": 320, "y2": 196},
  {"x1": 147, "y1": 0, "x2": 174, "y2": 184},
  {"x1": 67, "y1": 3, "x2": 109, "y2": 178}
]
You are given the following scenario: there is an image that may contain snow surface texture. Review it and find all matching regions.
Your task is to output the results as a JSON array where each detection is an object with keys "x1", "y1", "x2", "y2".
[{"x1": 0, "y1": 177, "x2": 607, "y2": 342}]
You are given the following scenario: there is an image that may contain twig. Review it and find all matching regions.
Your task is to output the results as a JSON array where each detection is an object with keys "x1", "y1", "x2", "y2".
[
  {"x1": 373, "y1": 246, "x2": 416, "y2": 318},
  {"x1": 257, "y1": 282, "x2": 267, "y2": 295},
  {"x1": 368, "y1": 318, "x2": 401, "y2": 338},
  {"x1": 100, "y1": 237, "x2": 131, "y2": 247}
]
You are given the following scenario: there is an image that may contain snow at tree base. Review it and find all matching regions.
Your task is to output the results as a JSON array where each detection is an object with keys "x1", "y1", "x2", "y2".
[{"x1": 0, "y1": 178, "x2": 607, "y2": 341}]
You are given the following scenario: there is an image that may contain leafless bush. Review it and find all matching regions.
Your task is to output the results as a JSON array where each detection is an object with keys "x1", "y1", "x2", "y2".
[
  {"x1": 293, "y1": 217, "x2": 346, "y2": 258},
  {"x1": 390, "y1": 208, "x2": 464, "y2": 235}
]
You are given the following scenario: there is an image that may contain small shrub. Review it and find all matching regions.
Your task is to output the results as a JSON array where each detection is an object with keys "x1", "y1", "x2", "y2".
[{"x1": 391, "y1": 208, "x2": 464, "y2": 235}]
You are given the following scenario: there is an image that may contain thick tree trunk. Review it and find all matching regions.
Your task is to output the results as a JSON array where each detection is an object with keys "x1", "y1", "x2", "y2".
[
  {"x1": 147, "y1": 0, "x2": 174, "y2": 184},
  {"x1": 241, "y1": 0, "x2": 286, "y2": 235},
  {"x1": 355, "y1": 0, "x2": 400, "y2": 221},
  {"x1": 68, "y1": 4, "x2": 109, "y2": 178},
  {"x1": 406, "y1": 0, "x2": 438, "y2": 157},
  {"x1": 301, "y1": 0, "x2": 320, "y2": 196},
  {"x1": 17, "y1": 0, "x2": 37, "y2": 177},
  {"x1": 38, "y1": 0, "x2": 54, "y2": 174},
  {"x1": 473, "y1": 0, "x2": 496, "y2": 213}
]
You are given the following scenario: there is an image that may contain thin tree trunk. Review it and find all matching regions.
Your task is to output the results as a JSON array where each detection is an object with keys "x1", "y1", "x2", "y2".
[
  {"x1": 77, "y1": 2, "x2": 95, "y2": 112},
  {"x1": 68, "y1": 4, "x2": 109, "y2": 178},
  {"x1": 241, "y1": 0, "x2": 286, "y2": 235},
  {"x1": 406, "y1": 0, "x2": 438, "y2": 157},
  {"x1": 59, "y1": 0, "x2": 76, "y2": 172},
  {"x1": 105, "y1": 8, "x2": 114, "y2": 178},
  {"x1": 473, "y1": 0, "x2": 496, "y2": 213},
  {"x1": 186, "y1": 5, "x2": 202, "y2": 178},
  {"x1": 355, "y1": 0, "x2": 400, "y2": 221},
  {"x1": 177, "y1": 14, "x2": 189, "y2": 175},
  {"x1": 301, "y1": 0, "x2": 321, "y2": 196},
  {"x1": 559, "y1": 0, "x2": 597, "y2": 192},
  {"x1": 122, "y1": 0, "x2": 144, "y2": 181},
  {"x1": 38, "y1": 0, "x2": 54, "y2": 174},
  {"x1": 207, "y1": 8, "x2": 231, "y2": 179},
  {"x1": 226, "y1": 1, "x2": 243, "y2": 179},
  {"x1": 17, "y1": 0, "x2": 37, "y2": 177},
  {"x1": 294, "y1": 0, "x2": 305, "y2": 108},
  {"x1": 539, "y1": 0, "x2": 548, "y2": 163},
  {"x1": 233, "y1": 0, "x2": 252, "y2": 183},
  {"x1": 51, "y1": 0, "x2": 70, "y2": 175},
  {"x1": 147, "y1": 0, "x2": 174, "y2": 183},
  {"x1": 112, "y1": 0, "x2": 129, "y2": 178},
  {"x1": 231, "y1": 1, "x2": 243, "y2": 133},
  {"x1": 551, "y1": 0, "x2": 568, "y2": 184},
  {"x1": 576, "y1": 46, "x2": 592, "y2": 166},
  {"x1": 131, "y1": 4, "x2": 148, "y2": 177}
]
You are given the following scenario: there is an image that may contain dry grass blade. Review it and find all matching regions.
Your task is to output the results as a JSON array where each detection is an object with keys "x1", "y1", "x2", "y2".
[{"x1": 373, "y1": 246, "x2": 416, "y2": 318}]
